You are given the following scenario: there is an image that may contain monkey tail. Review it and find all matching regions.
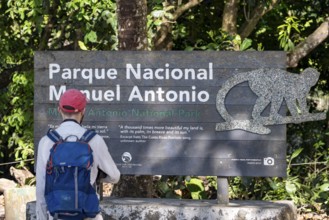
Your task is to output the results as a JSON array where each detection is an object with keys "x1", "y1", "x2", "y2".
[{"x1": 216, "y1": 72, "x2": 254, "y2": 122}]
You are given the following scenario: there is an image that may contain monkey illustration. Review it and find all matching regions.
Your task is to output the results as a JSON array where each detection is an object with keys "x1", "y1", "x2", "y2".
[{"x1": 216, "y1": 68, "x2": 324, "y2": 134}]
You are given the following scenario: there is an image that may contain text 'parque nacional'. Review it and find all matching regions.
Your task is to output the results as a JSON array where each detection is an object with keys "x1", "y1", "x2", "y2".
[{"x1": 49, "y1": 63, "x2": 213, "y2": 83}]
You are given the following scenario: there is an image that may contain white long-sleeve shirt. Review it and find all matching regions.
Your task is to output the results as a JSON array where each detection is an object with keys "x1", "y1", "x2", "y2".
[{"x1": 36, "y1": 120, "x2": 120, "y2": 220}]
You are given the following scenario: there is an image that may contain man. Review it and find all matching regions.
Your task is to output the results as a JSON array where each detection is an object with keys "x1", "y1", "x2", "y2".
[{"x1": 36, "y1": 89, "x2": 120, "y2": 220}]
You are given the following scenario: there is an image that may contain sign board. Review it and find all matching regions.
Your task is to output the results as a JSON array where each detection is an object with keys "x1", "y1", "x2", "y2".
[{"x1": 34, "y1": 51, "x2": 288, "y2": 177}]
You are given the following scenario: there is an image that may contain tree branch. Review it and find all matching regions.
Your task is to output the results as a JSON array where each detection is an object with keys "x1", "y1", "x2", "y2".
[
  {"x1": 0, "y1": 60, "x2": 33, "y2": 90},
  {"x1": 173, "y1": 0, "x2": 203, "y2": 20},
  {"x1": 238, "y1": 0, "x2": 279, "y2": 39},
  {"x1": 287, "y1": 18, "x2": 329, "y2": 67},
  {"x1": 153, "y1": 0, "x2": 203, "y2": 50}
]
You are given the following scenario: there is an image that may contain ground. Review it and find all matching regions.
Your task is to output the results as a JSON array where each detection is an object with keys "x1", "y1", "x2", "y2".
[{"x1": 297, "y1": 210, "x2": 329, "y2": 220}]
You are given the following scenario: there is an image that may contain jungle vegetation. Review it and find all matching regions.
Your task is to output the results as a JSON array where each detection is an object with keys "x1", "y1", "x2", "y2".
[{"x1": 0, "y1": 0, "x2": 329, "y2": 216}]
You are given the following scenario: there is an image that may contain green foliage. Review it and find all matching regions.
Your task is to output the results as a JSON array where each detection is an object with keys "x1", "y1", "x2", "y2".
[
  {"x1": 41, "y1": 0, "x2": 118, "y2": 50},
  {"x1": 278, "y1": 15, "x2": 300, "y2": 51},
  {"x1": 155, "y1": 176, "x2": 217, "y2": 200},
  {"x1": 0, "y1": 71, "x2": 34, "y2": 168},
  {"x1": 156, "y1": 176, "x2": 186, "y2": 199},
  {"x1": 186, "y1": 177, "x2": 206, "y2": 199},
  {"x1": 185, "y1": 176, "x2": 218, "y2": 200},
  {"x1": 184, "y1": 31, "x2": 254, "y2": 51},
  {"x1": 285, "y1": 120, "x2": 329, "y2": 213}
]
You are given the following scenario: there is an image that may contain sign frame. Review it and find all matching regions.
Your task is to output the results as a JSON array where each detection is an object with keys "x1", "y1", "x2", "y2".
[{"x1": 34, "y1": 51, "x2": 288, "y2": 177}]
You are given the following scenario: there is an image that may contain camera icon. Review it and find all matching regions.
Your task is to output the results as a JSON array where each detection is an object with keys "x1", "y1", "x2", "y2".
[
  {"x1": 122, "y1": 152, "x2": 132, "y2": 163},
  {"x1": 263, "y1": 157, "x2": 275, "y2": 166}
]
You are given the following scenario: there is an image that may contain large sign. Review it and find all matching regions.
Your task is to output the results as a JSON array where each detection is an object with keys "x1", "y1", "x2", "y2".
[{"x1": 34, "y1": 51, "x2": 292, "y2": 177}]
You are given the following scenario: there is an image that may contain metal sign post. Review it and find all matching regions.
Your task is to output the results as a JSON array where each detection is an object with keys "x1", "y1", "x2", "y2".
[{"x1": 217, "y1": 177, "x2": 229, "y2": 204}]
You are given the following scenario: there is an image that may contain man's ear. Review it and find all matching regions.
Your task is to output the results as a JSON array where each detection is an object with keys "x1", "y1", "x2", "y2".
[{"x1": 58, "y1": 107, "x2": 66, "y2": 119}]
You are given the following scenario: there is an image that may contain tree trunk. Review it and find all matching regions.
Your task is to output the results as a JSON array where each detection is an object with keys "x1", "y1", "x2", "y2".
[
  {"x1": 113, "y1": 0, "x2": 153, "y2": 198},
  {"x1": 222, "y1": 0, "x2": 239, "y2": 35},
  {"x1": 117, "y1": 0, "x2": 148, "y2": 50}
]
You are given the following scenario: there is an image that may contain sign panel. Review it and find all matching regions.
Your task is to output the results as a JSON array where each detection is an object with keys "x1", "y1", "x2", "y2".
[{"x1": 34, "y1": 51, "x2": 287, "y2": 177}]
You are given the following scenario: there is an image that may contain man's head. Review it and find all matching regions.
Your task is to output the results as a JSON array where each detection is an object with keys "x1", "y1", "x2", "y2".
[
  {"x1": 59, "y1": 89, "x2": 87, "y2": 113},
  {"x1": 58, "y1": 89, "x2": 87, "y2": 123}
]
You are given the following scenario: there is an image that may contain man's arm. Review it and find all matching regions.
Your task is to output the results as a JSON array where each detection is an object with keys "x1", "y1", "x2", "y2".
[
  {"x1": 93, "y1": 136, "x2": 120, "y2": 183},
  {"x1": 35, "y1": 137, "x2": 49, "y2": 220}
]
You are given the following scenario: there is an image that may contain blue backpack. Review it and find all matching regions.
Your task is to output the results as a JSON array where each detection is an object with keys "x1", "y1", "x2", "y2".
[{"x1": 45, "y1": 129, "x2": 99, "y2": 220}]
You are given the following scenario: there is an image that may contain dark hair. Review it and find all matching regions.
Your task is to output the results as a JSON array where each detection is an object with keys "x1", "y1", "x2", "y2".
[{"x1": 62, "y1": 105, "x2": 76, "y2": 111}]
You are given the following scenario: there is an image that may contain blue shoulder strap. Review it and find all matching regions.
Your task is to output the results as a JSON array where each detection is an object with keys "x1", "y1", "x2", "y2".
[
  {"x1": 47, "y1": 128, "x2": 62, "y2": 143},
  {"x1": 80, "y1": 129, "x2": 97, "y2": 143}
]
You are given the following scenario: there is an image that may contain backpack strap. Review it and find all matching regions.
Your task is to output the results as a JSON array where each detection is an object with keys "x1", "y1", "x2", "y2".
[
  {"x1": 46, "y1": 129, "x2": 62, "y2": 174},
  {"x1": 47, "y1": 128, "x2": 62, "y2": 143},
  {"x1": 80, "y1": 129, "x2": 97, "y2": 143}
]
